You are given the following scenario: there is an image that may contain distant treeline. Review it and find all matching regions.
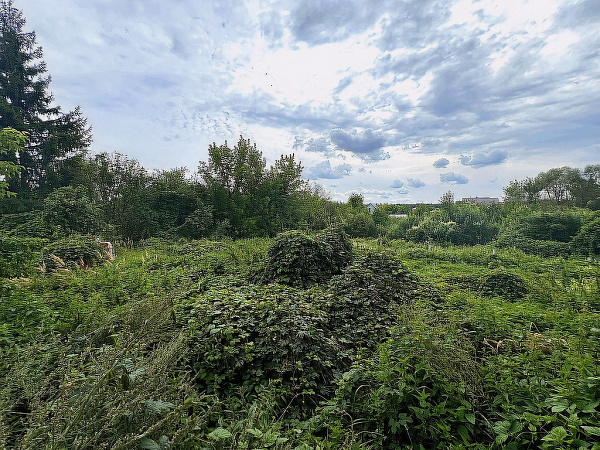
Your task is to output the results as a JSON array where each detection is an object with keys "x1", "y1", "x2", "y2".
[{"x1": 1, "y1": 135, "x2": 600, "y2": 259}]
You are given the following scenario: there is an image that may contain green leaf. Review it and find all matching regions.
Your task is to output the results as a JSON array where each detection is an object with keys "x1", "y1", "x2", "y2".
[
  {"x1": 457, "y1": 425, "x2": 470, "y2": 443},
  {"x1": 142, "y1": 399, "x2": 176, "y2": 415},
  {"x1": 582, "y1": 426, "x2": 600, "y2": 436},
  {"x1": 493, "y1": 420, "x2": 511, "y2": 434},
  {"x1": 208, "y1": 427, "x2": 233, "y2": 440},
  {"x1": 246, "y1": 428, "x2": 263, "y2": 438},
  {"x1": 466, "y1": 413, "x2": 476, "y2": 425},
  {"x1": 542, "y1": 426, "x2": 567, "y2": 442},
  {"x1": 140, "y1": 438, "x2": 159, "y2": 450}
]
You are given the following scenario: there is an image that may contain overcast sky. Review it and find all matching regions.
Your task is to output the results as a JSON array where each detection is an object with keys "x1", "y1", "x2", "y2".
[{"x1": 19, "y1": 0, "x2": 600, "y2": 203}]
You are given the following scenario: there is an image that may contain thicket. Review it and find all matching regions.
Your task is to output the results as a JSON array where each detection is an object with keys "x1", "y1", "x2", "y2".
[
  {"x1": 2, "y1": 236, "x2": 600, "y2": 449},
  {"x1": 254, "y1": 227, "x2": 352, "y2": 286}
]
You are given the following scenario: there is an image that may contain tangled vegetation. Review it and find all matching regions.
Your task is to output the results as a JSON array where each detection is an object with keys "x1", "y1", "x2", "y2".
[{"x1": 2, "y1": 232, "x2": 600, "y2": 449}]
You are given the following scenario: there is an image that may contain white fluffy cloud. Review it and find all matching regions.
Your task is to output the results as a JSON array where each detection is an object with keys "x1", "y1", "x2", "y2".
[{"x1": 20, "y1": 0, "x2": 600, "y2": 202}]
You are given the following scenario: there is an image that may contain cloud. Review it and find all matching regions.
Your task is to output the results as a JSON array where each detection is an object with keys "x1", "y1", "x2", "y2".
[
  {"x1": 330, "y1": 128, "x2": 387, "y2": 160},
  {"x1": 259, "y1": 10, "x2": 284, "y2": 43},
  {"x1": 459, "y1": 150, "x2": 508, "y2": 168},
  {"x1": 407, "y1": 178, "x2": 426, "y2": 188},
  {"x1": 376, "y1": 1, "x2": 452, "y2": 51},
  {"x1": 288, "y1": 0, "x2": 380, "y2": 45},
  {"x1": 306, "y1": 160, "x2": 352, "y2": 179},
  {"x1": 390, "y1": 179, "x2": 404, "y2": 188},
  {"x1": 433, "y1": 157, "x2": 449, "y2": 168},
  {"x1": 440, "y1": 172, "x2": 469, "y2": 185},
  {"x1": 293, "y1": 136, "x2": 336, "y2": 156},
  {"x1": 555, "y1": 0, "x2": 600, "y2": 28},
  {"x1": 22, "y1": 0, "x2": 600, "y2": 203}
]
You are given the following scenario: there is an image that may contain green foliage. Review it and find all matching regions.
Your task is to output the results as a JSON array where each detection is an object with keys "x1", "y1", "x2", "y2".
[
  {"x1": 402, "y1": 203, "x2": 499, "y2": 245},
  {"x1": 343, "y1": 212, "x2": 377, "y2": 238},
  {"x1": 347, "y1": 192, "x2": 365, "y2": 210},
  {"x1": 199, "y1": 136, "x2": 306, "y2": 237},
  {"x1": 494, "y1": 209, "x2": 596, "y2": 257},
  {"x1": 326, "y1": 251, "x2": 420, "y2": 350},
  {"x1": 496, "y1": 229, "x2": 573, "y2": 257},
  {"x1": 175, "y1": 202, "x2": 214, "y2": 238},
  {"x1": 313, "y1": 327, "x2": 486, "y2": 448},
  {"x1": 181, "y1": 283, "x2": 351, "y2": 420},
  {"x1": 0, "y1": 127, "x2": 26, "y2": 198},
  {"x1": 480, "y1": 270, "x2": 528, "y2": 301},
  {"x1": 256, "y1": 227, "x2": 352, "y2": 287},
  {"x1": 2, "y1": 224, "x2": 600, "y2": 448},
  {"x1": 40, "y1": 235, "x2": 111, "y2": 272},
  {"x1": 42, "y1": 185, "x2": 102, "y2": 235},
  {"x1": 505, "y1": 165, "x2": 600, "y2": 207},
  {"x1": 0, "y1": 235, "x2": 44, "y2": 277},
  {"x1": 520, "y1": 211, "x2": 583, "y2": 242},
  {"x1": 0, "y1": 3, "x2": 91, "y2": 196},
  {"x1": 572, "y1": 216, "x2": 600, "y2": 255}
]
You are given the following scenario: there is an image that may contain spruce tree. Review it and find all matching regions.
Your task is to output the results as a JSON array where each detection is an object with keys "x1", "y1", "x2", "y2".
[{"x1": 0, "y1": 0, "x2": 91, "y2": 196}]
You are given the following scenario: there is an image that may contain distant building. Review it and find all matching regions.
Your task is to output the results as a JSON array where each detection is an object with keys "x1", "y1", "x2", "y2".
[
  {"x1": 461, "y1": 196, "x2": 499, "y2": 205},
  {"x1": 366, "y1": 202, "x2": 377, "y2": 214}
]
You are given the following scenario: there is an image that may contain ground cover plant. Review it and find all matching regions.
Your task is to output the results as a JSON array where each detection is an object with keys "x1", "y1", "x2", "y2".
[{"x1": 1, "y1": 229, "x2": 600, "y2": 449}]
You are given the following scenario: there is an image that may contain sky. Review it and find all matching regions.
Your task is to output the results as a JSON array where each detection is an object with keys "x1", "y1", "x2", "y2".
[{"x1": 19, "y1": 0, "x2": 600, "y2": 203}]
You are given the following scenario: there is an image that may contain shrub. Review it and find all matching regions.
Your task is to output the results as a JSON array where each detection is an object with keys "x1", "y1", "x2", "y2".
[
  {"x1": 571, "y1": 217, "x2": 600, "y2": 255},
  {"x1": 519, "y1": 211, "x2": 582, "y2": 242},
  {"x1": 480, "y1": 270, "x2": 528, "y2": 301},
  {"x1": 175, "y1": 203, "x2": 213, "y2": 238},
  {"x1": 326, "y1": 251, "x2": 419, "y2": 349},
  {"x1": 42, "y1": 186, "x2": 103, "y2": 235},
  {"x1": 181, "y1": 284, "x2": 351, "y2": 420},
  {"x1": 496, "y1": 229, "x2": 572, "y2": 257},
  {"x1": 313, "y1": 330, "x2": 486, "y2": 448},
  {"x1": 255, "y1": 227, "x2": 352, "y2": 287},
  {"x1": 343, "y1": 212, "x2": 377, "y2": 238},
  {"x1": 0, "y1": 236, "x2": 45, "y2": 278},
  {"x1": 40, "y1": 235, "x2": 112, "y2": 273}
]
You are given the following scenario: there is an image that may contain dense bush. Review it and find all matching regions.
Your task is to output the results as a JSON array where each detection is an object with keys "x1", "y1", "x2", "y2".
[
  {"x1": 343, "y1": 212, "x2": 377, "y2": 237},
  {"x1": 571, "y1": 216, "x2": 600, "y2": 255},
  {"x1": 181, "y1": 284, "x2": 352, "y2": 420},
  {"x1": 480, "y1": 270, "x2": 528, "y2": 301},
  {"x1": 402, "y1": 205, "x2": 499, "y2": 245},
  {"x1": 40, "y1": 235, "x2": 112, "y2": 273},
  {"x1": 326, "y1": 251, "x2": 420, "y2": 350},
  {"x1": 255, "y1": 227, "x2": 352, "y2": 286},
  {"x1": 496, "y1": 229, "x2": 573, "y2": 257},
  {"x1": 313, "y1": 329, "x2": 486, "y2": 448},
  {"x1": 42, "y1": 185, "x2": 103, "y2": 235},
  {"x1": 519, "y1": 211, "x2": 583, "y2": 242},
  {"x1": 175, "y1": 203, "x2": 213, "y2": 238},
  {"x1": 0, "y1": 236, "x2": 45, "y2": 277}
]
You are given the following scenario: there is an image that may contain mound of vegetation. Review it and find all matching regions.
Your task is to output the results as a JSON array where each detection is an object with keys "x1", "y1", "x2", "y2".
[
  {"x1": 312, "y1": 327, "x2": 485, "y2": 448},
  {"x1": 40, "y1": 235, "x2": 113, "y2": 273},
  {"x1": 254, "y1": 227, "x2": 352, "y2": 287},
  {"x1": 571, "y1": 215, "x2": 600, "y2": 255},
  {"x1": 181, "y1": 284, "x2": 351, "y2": 420},
  {"x1": 326, "y1": 251, "x2": 421, "y2": 349},
  {"x1": 479, "y1": 270, "x2": 528, "y2": 301}
]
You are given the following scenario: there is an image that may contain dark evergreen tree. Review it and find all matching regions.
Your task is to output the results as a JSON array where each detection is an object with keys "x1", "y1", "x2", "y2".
[{"x1": 0, "y1": 0, "x2": 91, "y2": 196}]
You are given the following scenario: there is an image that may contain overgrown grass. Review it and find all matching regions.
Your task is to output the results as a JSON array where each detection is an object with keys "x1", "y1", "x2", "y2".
[{"x1": 1, "y1": 236, "x2": 599, "y2": 449}]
